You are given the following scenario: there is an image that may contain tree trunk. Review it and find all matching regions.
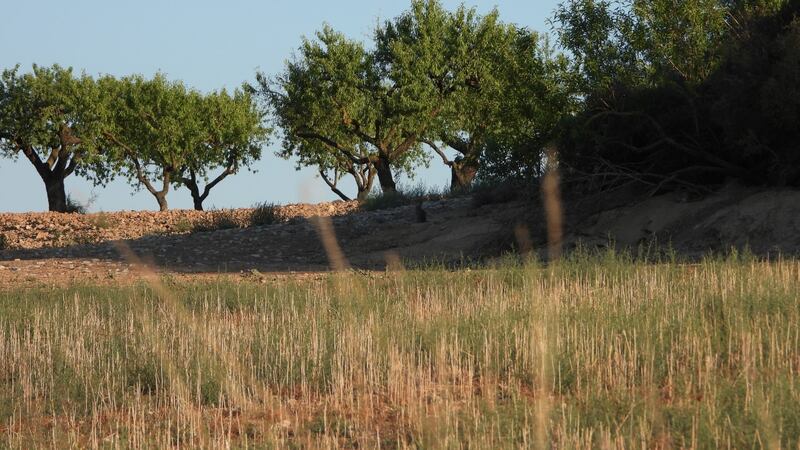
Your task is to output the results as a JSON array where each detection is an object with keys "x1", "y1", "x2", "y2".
[
  {"x1": 45, "y1": 176, "x2": 67, "y2": 213},
  {"x1": 192, "y1": 195, "x2": 204, "y2": 211},
  {"x1": 450, "y1": 155, "x2": 479, "y2": 190},
  {"x1": 154, "y1": 192, "x2": 169, "y2": 212},
  {"x1": 183, "y1": 178, "x2": 205, "y2": 211},
  {"x1": 373, "y1": 155, "x2": 396, "y2": 193},
  {"x1": 356, "y1": 187, "x2": 370, "y2": 202}
]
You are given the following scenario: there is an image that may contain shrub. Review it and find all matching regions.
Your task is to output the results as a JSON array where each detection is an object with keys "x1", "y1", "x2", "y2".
[
  {"x1": 250, "y1": 202, "x2": 285, "y2": 226},
  {"x1": 360, "y1": 185, "x2": 447, "y2": 211},
  {"x1": 193, "y1": 210, "x2": 241, "y2": 233},
  {"x1": 0, "y1": 233, "x2": 7, "y2": 251},
  {"x1": 171, "y1": 218, "x2": 194, "y2": 234},
  {"x1": 470, "y1": 180, "x2": 528, "y2": 208},
  {"x1": 87, "y1": 212, "x2": 116, "y2": 229}
]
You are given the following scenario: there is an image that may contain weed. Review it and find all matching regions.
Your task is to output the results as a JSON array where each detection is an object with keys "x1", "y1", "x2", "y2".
[
  {"x1": 193, "y1": 209, "x2": 241, "y2": 232},
  {"x1": 360, "y1": 184, "x2": 447, "y2": 211},
  {"x1": 250, "y1": 201, "x2": 285, "y2": 226},
  {"x1": 65, "y1": 194, "x2": 89, "y2": 214},
  {"x1": 171, "y1": 218, "x2": 194, "y2": 234},
  {"x1": 86, "y1": 212, "x2": 117, "y2": 229}
]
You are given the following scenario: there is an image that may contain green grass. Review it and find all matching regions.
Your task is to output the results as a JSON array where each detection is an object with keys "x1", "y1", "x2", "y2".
[{"x1": 0, "y1": 254, "x2": 799, "y2": 448}]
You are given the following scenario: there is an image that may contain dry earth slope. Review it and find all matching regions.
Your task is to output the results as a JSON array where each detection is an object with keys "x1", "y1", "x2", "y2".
[{"x1": 1, "y1": 184, "x2": 799, "y2": 286}]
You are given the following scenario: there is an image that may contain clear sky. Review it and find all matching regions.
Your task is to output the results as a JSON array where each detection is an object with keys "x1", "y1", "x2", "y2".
[{"x1": 0, "y1": 0, "x2": 562, "y2": 212}]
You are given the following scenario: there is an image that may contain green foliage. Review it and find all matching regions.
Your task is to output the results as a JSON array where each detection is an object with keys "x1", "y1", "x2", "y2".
[
  {"x1": 101, "y1": 74, "x2": 269, "y2": 211},
  {"x1": 0, "y1": 64, "x2": 111, "y2": 211},
  {"x1": 554, "y1": 0, "x2": 800, "y2": 190},
  {"x1": 554, "y1": 0, "x2": 730, "y2": 93}
]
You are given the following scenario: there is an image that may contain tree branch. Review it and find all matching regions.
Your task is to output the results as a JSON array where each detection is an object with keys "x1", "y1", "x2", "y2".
[
  {"x1": 198, "y1": 163, "x2": 236, "y2": 201},
  {"x1": 296, "y1": 131, "x2": 370, "y2": 164},
  {"x1": 585, "y1": 110, "x2": 750, "y2": 178},
  {"x1": 423, "y1": 139, "x2": 452, "y2": 166},
  {"x1": 319, "y1": 169, "x2": 351, "y2": 201}
]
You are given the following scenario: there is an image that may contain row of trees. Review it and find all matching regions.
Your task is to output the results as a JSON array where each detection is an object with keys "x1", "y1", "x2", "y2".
[
  {"x1": 0, "y1": 66, "x2": 268, "y2": 212},
  {"x1": 3, "y1": 0, "x2": 799, "y2": 212},
  {"x1": 259, "y1": 0, "x2": 800, "y2": 200},
  {"x1": 258, "y1": 1, "x2": 571, "y2": 200}
]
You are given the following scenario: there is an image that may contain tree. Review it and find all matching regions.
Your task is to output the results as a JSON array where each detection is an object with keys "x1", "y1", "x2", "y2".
[
  {"x1": 425, "y1": 11, "x2": 573, "y2": 187},
  {"x1": 261, "y1": 1, "x2": 466, "y2": 198},
  {"x1": 257, "y1": 30, "x2": 382, "y2": 201},
  {"x1": 101, "y1": 74, "x2": 197, "y2": 211},
  {"x1": 553, "y1": 0, "x2": 800, "y2": 192},
  {"x1": 103, "y1": 75, "x2": 268, "y2": 211},
  {"x1": 0, "y1": 65, "x2": 108, "y2": 212},
  {"x1": 417, "y1": 5, "x2": 511, "y2": 189},
  {"x1": 178, "y1": 88, "x2": 269, "y2": 210}
]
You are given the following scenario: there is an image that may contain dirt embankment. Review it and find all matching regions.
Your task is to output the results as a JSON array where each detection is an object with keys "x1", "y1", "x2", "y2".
[{"x1": 1, "y1": 184, "x2": 799, "y2": 288}]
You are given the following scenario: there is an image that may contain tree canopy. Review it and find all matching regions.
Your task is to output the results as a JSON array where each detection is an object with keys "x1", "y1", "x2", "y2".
[
  {"x1": 102, "y1": 74, "x2": 268, "y2": 211},
  {"x1": 0, "y1": 65, "x2": 109, "y2": 212}
]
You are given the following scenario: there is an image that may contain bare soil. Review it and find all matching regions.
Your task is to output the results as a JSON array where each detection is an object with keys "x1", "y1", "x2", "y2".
[{"x1": 2, "y1": 184, "x2": 799, "y2": 288}]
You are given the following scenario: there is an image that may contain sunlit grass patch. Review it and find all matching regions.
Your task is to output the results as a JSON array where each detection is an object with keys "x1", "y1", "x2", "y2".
[{"x1": 0, "y1": 255, "x2": 798, "y2": 448}]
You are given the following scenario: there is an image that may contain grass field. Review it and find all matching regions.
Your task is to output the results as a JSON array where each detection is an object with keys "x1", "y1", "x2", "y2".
[{"x1": 0, "y1": 251, "x2": 799, "y2": 448}]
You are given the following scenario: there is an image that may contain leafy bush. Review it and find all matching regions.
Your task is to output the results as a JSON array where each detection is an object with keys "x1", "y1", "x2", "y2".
[{"x1": 250, "y1": 202, "x2": 285, "y2": 226}]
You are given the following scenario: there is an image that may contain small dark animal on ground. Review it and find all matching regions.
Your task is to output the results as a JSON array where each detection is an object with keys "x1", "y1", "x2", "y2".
[{"x1": 415, "y1": 202, "x2": 427, "y2": 223}]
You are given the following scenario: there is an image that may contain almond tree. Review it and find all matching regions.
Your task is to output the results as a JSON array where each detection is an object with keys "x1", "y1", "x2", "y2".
[
  {"x1": 178, "y1": 88, "x2": 269, "y2": 210},
  {"x1": 0, "y1": 65, "x2": 109, "y2": 212},
  {"x1": 102, "y1": 74, "x2": 268, "y2": 211},
  {"x1": 101, "y1": 74, "x2": 197, "y2": 211},
  {"x1": 260, "y1": 1, "x2": 462, "y2": 198}
]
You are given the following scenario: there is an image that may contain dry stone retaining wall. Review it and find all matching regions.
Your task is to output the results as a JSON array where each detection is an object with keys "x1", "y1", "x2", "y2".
[{"x1": 0, "y1": 201, "x2": 359, "y2": 250}]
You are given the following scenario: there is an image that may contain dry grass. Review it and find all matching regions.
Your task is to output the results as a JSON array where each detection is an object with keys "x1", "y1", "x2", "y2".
[{"x1": 0, "y1": 252, "x2": 799, "y2": 448}]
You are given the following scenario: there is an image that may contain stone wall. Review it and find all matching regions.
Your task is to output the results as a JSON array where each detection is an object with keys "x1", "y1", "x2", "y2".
[{"x1": 0, "y1": 201, "x2": 359, "y2": 250}]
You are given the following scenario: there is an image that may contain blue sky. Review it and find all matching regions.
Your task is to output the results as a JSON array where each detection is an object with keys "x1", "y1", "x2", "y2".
[{"x1": 0, "y1": 0, "x2": 562, "y2": 212}]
